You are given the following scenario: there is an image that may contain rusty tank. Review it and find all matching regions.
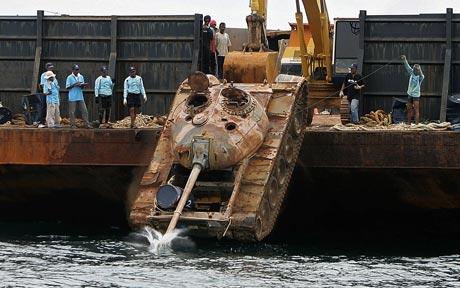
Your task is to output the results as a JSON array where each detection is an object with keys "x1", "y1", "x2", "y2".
[{"x1": 129, "y1": 72, "x2": 308, "y2": 241}]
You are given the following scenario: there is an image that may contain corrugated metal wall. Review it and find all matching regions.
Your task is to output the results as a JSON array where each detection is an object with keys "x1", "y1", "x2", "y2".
[
  {"x1": 0, "y1": 12, "x2": 202, "y2": 119},
  {"x1": 359, "y1": 10, "x2": 456, "y2": 120}
]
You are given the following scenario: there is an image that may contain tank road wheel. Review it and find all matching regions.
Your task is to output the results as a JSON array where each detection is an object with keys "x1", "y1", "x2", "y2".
[
  {"x1": 267, "y1": 175, "x2": 280, "y2": 210},
  {"x1": 276, "y1": 156, "x2": 288, "y2": 187},
  {"x1": 284, "y1": 133, "x2": 295, "y2": 164},
  {"x1": 256, "y1": 198, "x2": 271, "y2": 240}
]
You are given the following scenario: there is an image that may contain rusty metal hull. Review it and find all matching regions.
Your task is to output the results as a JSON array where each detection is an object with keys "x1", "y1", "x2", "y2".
[
  {"x1": 292, "y1": 131, "x2": 460, "y2": 210},
  {"x1": 0, "y1": 128, "x2": 160, "y2": 223},
  {"x1": 270, "y1": 129, "x2": 460, "y2": 240},
  {"x1": 291, "y1": 130, "x2": 460, "y2": 212}
]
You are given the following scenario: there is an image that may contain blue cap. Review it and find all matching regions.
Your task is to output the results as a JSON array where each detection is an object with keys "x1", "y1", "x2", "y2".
[
  {"x1": 128, "y1": 66, "x2": 136, "y2": 72},
  {"x1": 100, "y1": 66, "x2": 108, "y2": 72},
  {"x1": 45, "y1": 62, "x2": 54, "y2": 69},
  {"x1": 350, "y1": 63, "x2": 358, "y2": 69},
  {"x1": 72, "y1": 64, "x2": 80, "y2": 70}
]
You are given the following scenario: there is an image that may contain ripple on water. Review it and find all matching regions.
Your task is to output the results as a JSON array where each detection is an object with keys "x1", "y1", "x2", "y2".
[{"x1": 0, "y1": 235, "x2": 459, "y2": 287}]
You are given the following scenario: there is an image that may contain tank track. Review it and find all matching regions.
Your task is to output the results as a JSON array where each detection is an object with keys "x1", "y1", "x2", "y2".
[{"x1": 228, "y1": 81, "x2": 308, "y2": 241}]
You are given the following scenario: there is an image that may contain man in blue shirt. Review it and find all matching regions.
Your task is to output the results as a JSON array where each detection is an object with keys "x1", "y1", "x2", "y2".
[
  {"x1": 42, "y1": 71, "x2": 61, "y2": 128},
  {"x1": 94, "y1": 66, "x2": 114, "y2": 124},
  {"x1": 123, "y1": 66, "x2": 147, "y2": 128},
  {"x1": 36, "y1": 62, "x2": 57, "y2": 127},
  {"x1": 401, "y1": 55, "x2": 424, "y2": 124},
  {"x1": 66, "y1": 64, "x2": 91, "y2": 128}
]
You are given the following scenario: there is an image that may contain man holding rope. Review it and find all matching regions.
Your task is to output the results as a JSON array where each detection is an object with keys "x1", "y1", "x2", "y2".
[
  {"x1": 401, "y1": 55, "x2": 424, "y2": 124},
  {"x1": 340, "y1": 63, "x2": 365, "y2": 124}
]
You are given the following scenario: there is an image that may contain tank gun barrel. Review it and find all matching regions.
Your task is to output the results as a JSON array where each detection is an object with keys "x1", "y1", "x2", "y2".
[{"x1": 165, "y1": 163, "x2": 202, "y2": 234}]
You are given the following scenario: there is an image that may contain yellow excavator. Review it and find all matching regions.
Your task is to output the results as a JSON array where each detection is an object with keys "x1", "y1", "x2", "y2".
[{"x1": 224, "y1": 0, "x2": 342, "y2": 124}]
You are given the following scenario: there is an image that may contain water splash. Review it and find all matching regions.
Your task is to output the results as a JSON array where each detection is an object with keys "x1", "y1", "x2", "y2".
[{"x1": 135, "y1": 226, "x2": 195, "y2": 255}]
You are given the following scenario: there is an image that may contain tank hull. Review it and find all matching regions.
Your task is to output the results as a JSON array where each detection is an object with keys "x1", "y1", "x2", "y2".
[
  {"x1": 130, "y1": 75, "x2": 309, "y2": 241},
  {"x1": 0, "y1": 128, "x2": 160, "y2": 223}
]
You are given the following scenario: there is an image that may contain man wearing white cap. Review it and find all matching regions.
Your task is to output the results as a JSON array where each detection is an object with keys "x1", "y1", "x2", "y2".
[
  {"x1": 43, "y1": 71, "x2": 61, "y2": 128},
  {"x1": 66, "y1": 64, "x2": 91, "y2": 128},
  {"x1": 36, "y1": 62, "x2": 57, "y2": 127}
]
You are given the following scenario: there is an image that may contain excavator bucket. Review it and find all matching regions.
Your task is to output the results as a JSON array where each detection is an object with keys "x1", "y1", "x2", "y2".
[{"x1": 223, "y1": 51, "x2": 278, "y2": 83}]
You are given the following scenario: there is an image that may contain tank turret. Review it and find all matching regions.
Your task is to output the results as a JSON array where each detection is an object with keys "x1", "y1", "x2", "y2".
[{"x1": 170, "y1": 72, "x2": 269, "y2": 170}]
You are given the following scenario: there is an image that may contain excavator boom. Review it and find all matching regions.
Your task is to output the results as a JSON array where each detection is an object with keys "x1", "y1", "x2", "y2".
[{"x1": 301, "y1": 0, "x2": 330, "y2": 56}]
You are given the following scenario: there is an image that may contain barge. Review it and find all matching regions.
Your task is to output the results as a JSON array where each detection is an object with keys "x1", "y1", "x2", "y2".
[{"x1": 0, "y1": 128, "x2": 160, "y2": 224}]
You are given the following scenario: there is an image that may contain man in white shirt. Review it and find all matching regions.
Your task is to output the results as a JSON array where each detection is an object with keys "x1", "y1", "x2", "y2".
[
  {"x1": 216, "y1": 22, "x2": 232, "y2": 80},
  {"x1": 94, "y1": 66, "x2": 114, "y2": 124},
  {"x1": 123, "y1": 66, "x2": 147, "y2": 128}
]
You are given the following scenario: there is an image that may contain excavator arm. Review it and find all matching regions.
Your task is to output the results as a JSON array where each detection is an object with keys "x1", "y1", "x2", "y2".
[
  {"x1": 302, "y1": 0, "x2": 330, "y2": 56},
  {"x1": 224, "y1": 0, "x2": 332, "y2": 83},
  {"x1": 250, "y1": 0, "x2": 267, "y2": 18},
  {"x1": 296, "y1": 0, "x2": 332, "y2": 81},
  {"x1": 246, "y1": 0, "x2": 269, "y2": 51}
]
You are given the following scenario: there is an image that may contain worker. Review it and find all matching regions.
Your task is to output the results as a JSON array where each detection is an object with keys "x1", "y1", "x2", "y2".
[
  {"x1": 123, "y1": 66, "x2": 147, "y2": 128},
  {"x1": 65, "y1": 64, "x2": 91, "y2": 128},
  {"x1": 94, "y1": 66, "x2": 114, "y2": 124},
  {"x1": 209, "y1": 19, "x2": 218, "y2": 76},
  {"x1": 216, "y1": 22, "x2": 232, "y2": 80},
  {"x1": 37, "y1": 62, "x2": 57, "y2": 128},
  {"x1": 340, "y1": 63, "x2": 365, "y2": 124},
  {"x1": 43, "y1": 71, "x2": 61, "y2": 128},
  {"x1": 201, "y1": 15, "x2": 213, "y2": 74},
  {"x1": 401, "y1": 55, "x2": 424, "y2": 124}
]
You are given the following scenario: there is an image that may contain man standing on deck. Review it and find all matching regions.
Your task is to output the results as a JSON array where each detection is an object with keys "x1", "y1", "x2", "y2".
[
  {"x1": 37, "y1": 62, "x2": 57, "y2": 128},
  {"x1": 66, "y1": 64, "x2": 91, "y2": 128},
  {"x1": 216, "y1": 22, "x2": 232, "y2": 80},
  {"x1": 43, "y1": 71, "x2": 61, "y2": 128},
  {"x1": 94, "y1": 66, "x2": 114, "y2": 125},
  {"x1": 209, "y1": 19, "x2": 218, "y2": 76},
  {"x1": 123, "y1": 66, "x2": 147, "y2": 128},
  {"x1": 401, "y1": 55, "x2": 424, "y2": 124},
  {"x1": 201, "y1": 15, "x2": 213, "y2": 74},
  {"x1": 339, "y1": 63, "x2": 365, "y2": 124}
]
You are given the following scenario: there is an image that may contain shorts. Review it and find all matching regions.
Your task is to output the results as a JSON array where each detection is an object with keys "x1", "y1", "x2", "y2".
[
  {"x1": 99, "y1": 95, "x2": 112, "y2": 109},
  {"x1": 408, "y1": 96, "x2": 420, "y2": 104},
  {"x1": 127, "y1": 93, "x2": 141, "y2": 108}
]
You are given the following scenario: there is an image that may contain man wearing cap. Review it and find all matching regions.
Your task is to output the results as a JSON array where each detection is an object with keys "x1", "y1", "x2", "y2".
[
  {"x1": 43, "y1": 71, "x2": 61, "y2": 128},
  {"x1": 340, "y1": 63, "x2": 365, "y2": 124},
  {"x1": 37, "y1": 62, "x2": 57, "y2": 127},
  {"x1": 94, "y1": 66, "x2": 114, "y2": 125},
  {"x1": 123, "y1": 66, "x2": 147, "y2": 128},
  {"x1": 66, "y1": 64, "x2": 91, "y2": 128}
]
